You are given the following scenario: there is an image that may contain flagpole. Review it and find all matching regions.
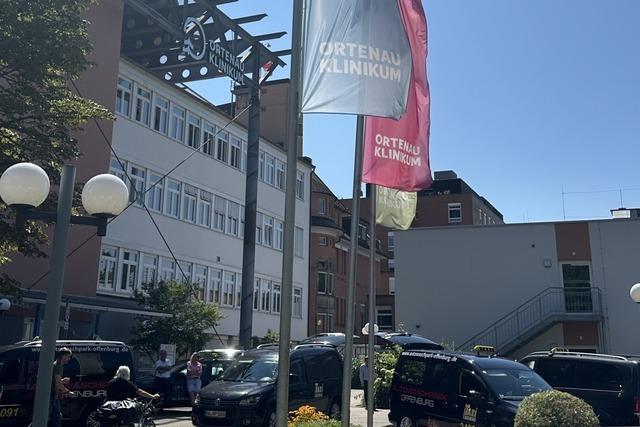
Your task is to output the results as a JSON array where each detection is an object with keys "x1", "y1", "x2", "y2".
[
  {"x1": 342, "y1": 114, "x2": 365, "y2": 427},
  {"x1": 276, "y1": 0, "x2": 303, "y2": 426},
  {"x1": 367, "y1": 184, "x2": 377, "y2": 427}
]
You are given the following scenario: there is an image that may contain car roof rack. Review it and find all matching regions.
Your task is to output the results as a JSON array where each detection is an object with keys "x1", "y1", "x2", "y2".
[
  {"x1": 256, "y1": 343, "x2": 280, "y2": 349},
  {"x1": 528, "y1": 350, "x2": 629, "y2": 361}
]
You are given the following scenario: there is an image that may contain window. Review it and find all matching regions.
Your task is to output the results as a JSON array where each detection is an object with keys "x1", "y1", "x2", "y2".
[
  {"x1": 274, "y1": 220, "x2": 284, "y2": 251},
  {"x1": 460, "y1": 371, "x2": 486, "y2": 397},
  {"x1": 562, "y1": 263, "x2": 593, "y2": 312},
  {"x1": 256, "y1": 212, "x2": 263, "y2": 245},
  {"x1": 260, "y1": 280, "x2": 271, "y2": 312},
  {"x1": 265, "y1": 154, "x2": 275, "y2": 185},
  {"x1": 153, "y1": 95, "x2": 169, "y2": 134},
  {"x1": 318, "y1": 198, "x2": 327, "y2": 215},
  {"x1": 448, "y1": 202, "x2": 462, "y2": 224},
  {"x1": 236, "y1": 274, "x2": 242, "y2": 308},
  {"x1": 226, "y1": 201, "x2": 240, "y2": 236},
  {"x1": 272, "y1": 283, "x2": 281, "y2": 314},
  {"x1": 98, "y1": 245, "x2": 118, "y2": 291},
  {"x1": 170, "y1": 105, "x2": 186, "y2": 142},
  {"x1": 276, "y1": 160, "x2": 286, "y2": 190},
  {"x1": 214, "y1": 196, "x2": 227, "y2": 232},
  {"x1": 258, "y1": 151, "x2": 265, "y2": 180},
  {"x1": 128, "y1": 164, "x2": 145, "y2": 206},
  {"x1": 202, "y1": 122, "x2": 215, "y2": 156},
  {"x1": 115, "y1": 77, "x2": 132, "y2": 117},
  {"x1": 239, "y1": 206, "x2": 245, "y2": 238},
  {"x1": 160, "y1": 257, "x2": 176, "y2": 282},
  {"x1": 574, "y1": 361, "x2": 629, "y2": 391},
  {"x1": 187, "y1": 114, "x2": 201, "y2": 149},
  {"x1": 194, "y1": 265, "x2": 207, "y2": 300},
  {"x1": 388, "y1": 258, "x2": 395, "y2": 271},
  {"x1": 294, "y1": 226, "x2": 304, "y2": 258},
  {"x1": 146, "y1": 172, "x2": 164, "y2": 212},
  {"x1": 182, "y1": 184, "x2": 197, "y2": 222},
  {"x1": 293, "y1": 287, "x2": 302, "y2": 317},
  {"x1": 141, "y1": 254, "x2": 158, "y2": 285},
  {"x1": 165, "y1": 179, "x2": 181, "y2": 217},
  {"x1": 0, "y1": 358, "x2": 22, "y2": 384},
  {"x1": 318, "y1": 272, "x2": 334, "y2": 295},
  {"x1": 198, "y1": 190, "x2": 212, "y2": 227},
  {"x1": 399, "y1": 359, "x2": 426, "y2": 385},
  {"x1": 263, "y1": 216, "x2": 274, "y2": 247},
  {"x1": 134, "y1": 86, "x2": 151, "y2": 126},
  {"x1": 209, "y1": 268, "x2": 221, "y2": 304},
  {"x1": 119, "y1": 250, "x2": 138, "y2": 292},
  {"x1": 109, "y1": 158, "x2": 126, "y2": 182},
  {"x1": 216, "y1": 131, "x2": 229, "y2": 163},
  {"x1": 358, "y1": 223, "x2": 368, "y2": 241},
  {"x1": 296, "y1": 170, "x2": 305, "y2": 199},
  {"x1": 319, "y1": 236, "x2": 328, "y2": 246},
  {"x1": 389, "y1": 277, "x2": 395, "y2": 295},
  {"x1": 230, "y1": 135, "x2": 242, "y2": 169},
  {"x1": 178, "y1": 261, "x2": 192, "y2": 283},
  {"x1": 241, "y1": 141, "x2": 248, "y2": 172},
  {"x1": 387, "y1": 232, "x2": 395, "y2": 252},
  {"x1": 223, "y1": 271, "x2": 236, "y2": 306},
  {"x1": 253, "y1": 279, "x2": 260, "y2": 310},
  {"x1": 376, "y1": 307, "x2": 393, "y2": 331}
]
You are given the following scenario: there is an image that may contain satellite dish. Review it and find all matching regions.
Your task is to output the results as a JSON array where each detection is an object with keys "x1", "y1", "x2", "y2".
[
  {"x1": 361, "y1": 323, "x2": 379, "y2": 335},
  {"x1": 0, "y1": 298, "x2": 11, "y2": 312}
]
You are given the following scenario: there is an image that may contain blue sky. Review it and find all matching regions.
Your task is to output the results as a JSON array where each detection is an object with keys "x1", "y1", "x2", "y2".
[{"x1": 188, "y1": 0, "x2": 640, "y2": 223}]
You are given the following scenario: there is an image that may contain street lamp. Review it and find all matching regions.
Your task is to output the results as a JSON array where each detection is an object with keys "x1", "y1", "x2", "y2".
[
  {"x1": 630, "y1": 283, "x2": 640, "y2": 304},
  {"x1": 0, "y1": 162, "x2": 128, "y2": 427}
]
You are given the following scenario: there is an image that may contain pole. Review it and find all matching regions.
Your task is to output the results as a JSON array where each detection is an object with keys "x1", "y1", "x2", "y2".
[
  {"x1": 276, "y1": 1, "x2": 303, "y2": 425},
  {"x1": 32, "y1": 164, "x2": 75, "y2": 427},
  {"x1": 342, "y1": 115, "x2": 366, "y2": 427},
  {"x1": 367, "y1": 184, "x2": 377, "y2": 426},
  {"x1": 239, "y1": 44, "x2": 262, "y2": 350}
]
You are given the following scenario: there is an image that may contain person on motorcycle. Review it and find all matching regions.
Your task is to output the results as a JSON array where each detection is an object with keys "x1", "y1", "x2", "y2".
[{"x1": 107, "y1": 366, "x2": 159, "y2": 401}]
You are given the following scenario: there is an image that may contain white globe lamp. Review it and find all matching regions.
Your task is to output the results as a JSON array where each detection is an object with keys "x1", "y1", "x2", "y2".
[
  {"x1": 81, "y1": 174, "x2": 129, "y2": 216},
  {"x1": 0, "y1": 163, "x2": 50, "y2": 208},
  {"x1": 630, "y1": 283, "x2": 640, "y2": 304}
]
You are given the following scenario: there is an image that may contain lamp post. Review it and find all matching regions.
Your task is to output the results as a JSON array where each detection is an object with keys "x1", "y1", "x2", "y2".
[
  {"x1": 0, "y1": 162, "x2": 128, "y2": 427},
  {"x1": 630, "y1": 284, "x2": 640, "y2": 304}
]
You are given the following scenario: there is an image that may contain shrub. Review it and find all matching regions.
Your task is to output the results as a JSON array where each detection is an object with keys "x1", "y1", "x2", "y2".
[
  {"x1": 373, "y1": 345, "x2": 403, "y2": 409},
  {"x1": 351, "y1": 357, "x2": 363, "y2": 389},
  {"x1": 288, "y1": 405, "x2": 328, "y2": 426},
  {"x1": 514, "y1": 390, "x2": 599, "y2": 427}
]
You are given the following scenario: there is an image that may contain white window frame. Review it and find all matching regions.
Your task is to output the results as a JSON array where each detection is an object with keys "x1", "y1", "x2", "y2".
[
  {"x1": 318, "y1": 271, "x2": 334, "y2": 295},
  {"x1": 253, "y1": 279, "x2": 260, "y2": 310},
  {"x1": 187, "y1": 113, "x2": 201, "y2": 149},
  {"x1": 140, "y1": 253, "x2": 158, "y2": 286},
  {"x1": 258, "y1": 151, "x2": 265, "y2": 180},
  {"x1": 128, "y1": 164, "x2": 146, "y2": 206},
  {"x1": 319, "y1": 236, "x2": 328, "y2": 246},
  {"x1": 170, "y1": 105, "x2": 186, "y2": 142},
  {"x1": 134, "y1": 85, "x2": 152, "y2": 126},
  {"x1": 448, "y1": 202, "x2": 462, "y2": 224},
  {"x1": 198, "y1": 190, "x2": 212, "y2": 227},
  {"x1": 181, "y1": 184, "x2": 197, "y2": 223},
  {"x1": 376, "y1": 306, "x2": 394, "y2": 331},
  {"x1": 272, "y1": 283, "x2": 281, "y2": 314},
  {"x1": 318, "y1": 198, "x2": 327, "y2": 215},
  {"x1": 260, "y1": 280, "x2": 271, "y2": 312},
  {"x1": 256, "y1": 212, "x2": 263, "y2": 245},
  {"x1": 265, "y1": 154, "x2": 275, "y2": 185},
  {"x1": 274, "y1": 220, "x2": 284, "y2": 251},
  {"x1": 276, "y1": 160, "x2": 286, "y2": 190},
  {"x1": 194, "y1": 264, "x2": 207, "y2": 300},
  {"x1": 209, "y1": 268, "x2": 222, "y2": 304},
  {"x1": 293, "y1": 287, "x2": 303, "y2": 318},
  {"x1": 177, "y1": 261, "x2": 193, "y2": 283},
  {"x1": 229, "y1": 135, "x2": 242, "y2": 169},
  {"x1": 263, "y1": 215, "x2": 274, "y2": 247},
  {"x1": 216, "y1": 129, "x2": 229, "y2": 163},
  {"x1": 160, "y1": 257, "x2": 176, "y2": 282},
  {"x1": 152, "y1": 95, "x2": 169, "y2": 134},
  {"x1": 241, "y1": 141, "x2": 248, "y2": 172},
  {"x1": 118, "y1": 249, "x2": 139, "y2": 293},
  {"x1": 294, "y1": 226, "x2": 304, "y2": 258},
  {"x1": 214, "y1": 196, "x2": 227, "y2": 232},
  {"x1": 146, "y1": 171, "x2": 164, "y2": 212},
  {"x1": 165, "y1": 179, "x2": 181, "y2": 218},
  {"x1": 296, "y1": 170, "x2": 305, "y2": 200},
  {"x1": 109, "y1": 158, "x2": 126, "y2": 182},
  {"x1": 222, "y1": 271, "x2": 236, "y2": 307},
  {"x1": 98, "y1": 245, "x2": 118, "y2": 291},
  {"x1": 116, "y1": 77, "x2": 132, "y2": 117},
  {"x1": 226, "y1": 201, "x2": 240, "y2": 236},
  {"x1": 387, "y1": 232, "x2": 395, "y2": 252},
  {"x1": 389, "y1": 277, "x2": 396, "y2": 295},
  {"x1": 202, "y1": 121, "x2": 215, "y2": 156}
]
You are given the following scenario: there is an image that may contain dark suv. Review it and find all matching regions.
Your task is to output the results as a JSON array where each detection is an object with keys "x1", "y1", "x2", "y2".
[
  {"x1": 192, "y1": 345, "x2": 343, "y2": 427},
  {"x1": 520, "y1": 349, "x2": 640, "y2": 426}
]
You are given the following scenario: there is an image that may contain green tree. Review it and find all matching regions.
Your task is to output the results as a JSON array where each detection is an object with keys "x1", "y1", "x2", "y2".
[
  {"x1": 0, "y1": 0, "x2": 111, "y2": 296},
  {"x1": 252, "y1": 328, "x2": 280, "y2": 347},
  {"x1": 131, "y1": 281, "x2": 223, "y2": 362}
]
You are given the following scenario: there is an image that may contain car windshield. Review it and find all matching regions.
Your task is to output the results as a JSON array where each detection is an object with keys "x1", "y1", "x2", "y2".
[
  {"x1": 482, "y1": 369, "x2": 551, "y2": 400},
  {"x1": 219, "y1": 359, "x2": 278, "y2": 382}
]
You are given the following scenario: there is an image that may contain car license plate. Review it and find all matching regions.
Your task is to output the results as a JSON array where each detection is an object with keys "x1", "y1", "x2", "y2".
[{"x1": 205, "y1": 410, "x2": 226, "y2": 418}]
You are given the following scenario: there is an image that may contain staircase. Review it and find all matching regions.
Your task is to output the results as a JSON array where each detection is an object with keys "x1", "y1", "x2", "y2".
[{"x1": 457, "y1": 287, "x2": 604, "y2": 355}]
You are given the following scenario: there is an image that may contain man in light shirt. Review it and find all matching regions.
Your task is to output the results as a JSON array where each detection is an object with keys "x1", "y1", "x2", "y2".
[
  {"x1": 359, "y1": 356, "x2": 374, "y2": 410},
  {"x1": 154, "y1": 349, "x2": 173, "y2": 405}
]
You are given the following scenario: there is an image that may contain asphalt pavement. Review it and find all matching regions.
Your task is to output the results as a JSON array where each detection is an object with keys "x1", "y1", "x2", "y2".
[{"x1": 154, "y1": 389, "x2": 393, "y2": 427}]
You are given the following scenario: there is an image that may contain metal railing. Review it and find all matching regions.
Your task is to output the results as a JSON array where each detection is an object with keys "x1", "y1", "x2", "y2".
[{"x1": 457, "y1": 287, "x2": 603, "y2": 354}]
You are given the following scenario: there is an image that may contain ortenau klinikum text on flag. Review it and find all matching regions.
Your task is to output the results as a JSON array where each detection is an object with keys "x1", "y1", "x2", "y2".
[
  {"x1": 363, "y1": 0, "x2": 432, "y2": 192},
  {"x1": 301, "y1": 0, "x2": 413, "y2": 119}
]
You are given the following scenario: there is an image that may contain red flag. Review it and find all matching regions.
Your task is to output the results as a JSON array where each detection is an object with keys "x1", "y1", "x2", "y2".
[{"x1": 362, "y1": 0, "x2": 432, "y2": 192}]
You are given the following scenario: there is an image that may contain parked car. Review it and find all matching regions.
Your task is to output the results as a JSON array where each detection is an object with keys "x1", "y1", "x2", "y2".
[
  {"x1": 520, "y1": 349, "x2": 640, "y2": 426},
  {"x1": 192, "y1": 344, "x2": 343, "y2": 427},
  {"x1": 137, "y1": 349, "x2": 242, "y2": 408},
  {"x1": 0, "y1": 339, "x2": 134, "y2": 426},
  {"x1": 389, "y1": 346, "x2": 551, "y2": 427},
  {"x1": 378, "y1": 332, "x2": 444, "y2": 350}
]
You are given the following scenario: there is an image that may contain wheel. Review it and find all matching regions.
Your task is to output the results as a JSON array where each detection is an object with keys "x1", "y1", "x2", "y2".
[
  {"x1": 85, "y1": 410, "x2": 101, "y2": 427},
  {"x1": 140, "y1": 418, "x2": 156, "y2": 427},
  {"x1": 328, "y1": 400, "x2": 341, "y2": 420},
  {"x1": 262, "y1": 408, "x2": 276, "y2": 427},
  {"x1": 399, "y1": 416, "x2": 414, "y2": 427}
]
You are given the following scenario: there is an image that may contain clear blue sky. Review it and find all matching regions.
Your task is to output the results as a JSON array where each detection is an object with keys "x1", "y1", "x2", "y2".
[{"x1": 188, "y1": 0, "x2": 640, "y2": 223}]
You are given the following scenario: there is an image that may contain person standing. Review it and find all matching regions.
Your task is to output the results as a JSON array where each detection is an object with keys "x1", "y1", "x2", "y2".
[
  {"x1": 49, "y1": 348, "x2": 77, "y2": 427},
  {"x1": 186, "y1": 353, "x2": 203, "y2": 405},
  {"x1": 359, "y1": 356, "x2": 374, "y2": 410},
  {"x1": 154, "y1": 349, "x2": 173, "y2": 405}
]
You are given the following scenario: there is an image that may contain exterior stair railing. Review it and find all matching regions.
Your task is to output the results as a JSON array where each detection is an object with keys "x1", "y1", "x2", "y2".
[{"x1": 457, "y1": 287, "x2": 604, "y2": 355}]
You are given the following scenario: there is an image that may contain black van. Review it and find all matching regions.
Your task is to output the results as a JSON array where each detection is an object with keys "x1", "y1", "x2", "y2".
[
  {"x1": 520, "y1": 349, "x2": 640, "y2": 426},
  {"x1": 192, "y1": 345, "x2": 343, "y2": 427},
  {"x1": 0, "y1": 339, "x2": 134, "y2": 425},
  {"x1": 389, "y1": 347, "x2": 551, "y2": 427}
]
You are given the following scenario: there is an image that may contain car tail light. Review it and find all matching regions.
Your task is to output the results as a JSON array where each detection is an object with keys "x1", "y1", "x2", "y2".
[{"x1": 634, "y1": 396, "x2": 640, "y2": 415}]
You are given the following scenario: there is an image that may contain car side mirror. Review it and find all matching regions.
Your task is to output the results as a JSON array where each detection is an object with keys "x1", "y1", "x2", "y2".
[
  {"x1": 467, "y1": 389, "x2": 487, "y2": 404},
  {"x1": 289, "y1": 373, "x2": 300, "y2": 383}
]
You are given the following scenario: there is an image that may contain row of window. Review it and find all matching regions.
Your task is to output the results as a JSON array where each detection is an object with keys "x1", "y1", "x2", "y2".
[
  {"x1": 115, "y1": 76, "x2": 305, "y2": 199},
  {"x1": 477, "y1": 208, "x2": 497, "y2": 225},
  {"x1": 97, "y1": 245, "x2": 304, "y2": 317},
  {"x1": 109, "y1": 158, "x2": 305, "y2": 257}
]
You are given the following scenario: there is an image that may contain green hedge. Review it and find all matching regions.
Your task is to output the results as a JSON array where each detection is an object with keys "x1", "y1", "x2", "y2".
[{"x1": 514, "y1": 390, "x2": 599, "y2": 427}]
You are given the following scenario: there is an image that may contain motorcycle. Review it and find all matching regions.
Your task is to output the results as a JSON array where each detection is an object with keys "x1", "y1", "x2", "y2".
[{"x1": 85, "y1": 398, "x2": 156, "y2": 427}]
